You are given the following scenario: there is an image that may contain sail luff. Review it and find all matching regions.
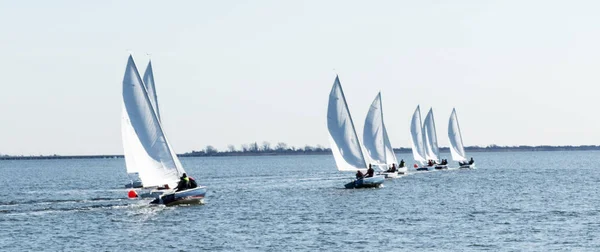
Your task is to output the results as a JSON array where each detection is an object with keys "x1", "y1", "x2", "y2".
[
  {"x1": 429, "y1": 109, "x2": 440, "y2": 161},
  {"x1": 378, "y1": 93, "x2": 387, "y2": 164}
]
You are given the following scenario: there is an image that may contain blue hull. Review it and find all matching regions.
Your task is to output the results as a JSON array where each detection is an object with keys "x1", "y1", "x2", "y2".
[{"x1": 345, "y1": 176, "x2": 385, "y2": 189}]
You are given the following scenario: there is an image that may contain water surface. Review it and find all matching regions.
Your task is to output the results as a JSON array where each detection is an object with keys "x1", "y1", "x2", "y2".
[{"x1": 1, "y1": 151, "x2": 599, "y2": 251}]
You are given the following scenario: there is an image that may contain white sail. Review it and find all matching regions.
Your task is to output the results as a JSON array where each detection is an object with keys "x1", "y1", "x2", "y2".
[
  {"x1": 122, "y1": 55, "x2": 184, "y2": 188},
  {"x1": 121, "y1": 106, "x2": 141, "y2": 174},
  {"x1": 423, "y1": 108, "x2": 440, "y2": 162},
  {"x1": 448, "y1": 108, "x2": 467, "y2": 162},
  {"x1": 383, "y1": 126, "x2": 398, "y2": 165},
  {"x1": 327, "y1": 76, "x2": 368, "y2": 172},
  {"x1": 143, "y1": 60, "x2": 160, "y2": 121},
  {"x1": 363, "y1": 92, "x2": 397, "y2": 166},
  {"x1": 410, "y1": 106, "x2": 427, "y2": 165},
  {"x1": 142, "y1": 60, "x2": 185, "y2": 173}
]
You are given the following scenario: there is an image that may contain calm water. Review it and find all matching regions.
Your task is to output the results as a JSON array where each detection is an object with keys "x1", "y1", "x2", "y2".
[{"x1": 1, "y1": 151, "x2": 600, "y2": 251}]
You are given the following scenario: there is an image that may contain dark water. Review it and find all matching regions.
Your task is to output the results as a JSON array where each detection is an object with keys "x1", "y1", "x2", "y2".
[{"x1": 1, "y1": 151, "x2": 600, "y2": 251}]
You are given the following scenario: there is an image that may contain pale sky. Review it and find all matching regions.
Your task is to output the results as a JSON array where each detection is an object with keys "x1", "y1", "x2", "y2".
[{"x1": 1, "y1": 0, "x2": 600, "y2": 155}]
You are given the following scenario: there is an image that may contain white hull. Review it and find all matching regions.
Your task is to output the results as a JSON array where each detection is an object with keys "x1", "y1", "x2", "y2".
[
  {"x1": 459, "y1": 163, "x2": 475, "y2": 169},
  {"x1": 434, "y1": 165, "x2": 448, "y2": 170},
  {"x1": 378, "y1": 171, "x2": 398, "y2": 178},
  {"x1": 397, "y1": 166, "x2": 408, "y2": 175}
]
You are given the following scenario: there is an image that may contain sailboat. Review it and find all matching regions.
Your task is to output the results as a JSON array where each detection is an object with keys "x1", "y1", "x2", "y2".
[
  {"x1": 122, "y1": 61, "x2": 160, "y2": 188},
  {"x1": 448, "y1": 108, "x2": 475, "y2": 169},
  {"x1": 423, "y1": 108, "x2": 448, "y2": 170},
  {"x1": 410, "y1": 106, "x2": 429, "y2": 171},
  {"x1": 327, "y1": 76, "x2": 384, "y2": 189},
  {"x1": 122, "y1": 55, "x2": 207, "y2": 205},
  {"x1": 362, "y1": 92, "x2": 406, "y2": 178}
]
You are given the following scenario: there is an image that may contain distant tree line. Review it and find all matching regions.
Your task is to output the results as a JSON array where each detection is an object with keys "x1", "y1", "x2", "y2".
[
  {"x1": 180, "y1": 142, "x2": 332, "y2": 157},
  {"x1": 180, "y1": 143, "x2": 600, "y2": 157},
  {"x1": 3, "y1": 144, "x2": 600, "y2": 160}
]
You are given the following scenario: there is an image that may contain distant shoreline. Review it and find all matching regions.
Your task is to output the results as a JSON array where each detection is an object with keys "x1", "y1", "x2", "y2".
[{"x1": 1, "y1": 145, "x2": 600, "y2": 160}]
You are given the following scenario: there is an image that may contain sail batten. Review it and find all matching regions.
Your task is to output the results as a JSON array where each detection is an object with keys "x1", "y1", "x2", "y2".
[
  {"x1": 122, "y1": 56, "x2": 184, "y2": 188},
  {"x1": 327, "y1": 76, "x2": 368, "y2": 171}
]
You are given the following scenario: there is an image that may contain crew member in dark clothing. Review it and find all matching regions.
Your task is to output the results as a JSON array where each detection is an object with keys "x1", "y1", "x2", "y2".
[
  {"x1": 356, "y1": 170, "x2": 364, "y2": 180},
  {"x1": 189, "y1": 176, "x2": 198, "y2": 188},
  {"x1": 399, "y1": 159, "x2": 405, "y2": 167},
  {"x1": 175, "y1": 173, "x2": 191, "y2": 192},
  {"x1": 365, "y1": 164, "x2": 375, "y2": 178},
  {"x1": 468, "y1": 157, "x2": 475, "y2": 165},
  {"x1": 386, "y1": 163, "x2": 396, "y2": 172}
]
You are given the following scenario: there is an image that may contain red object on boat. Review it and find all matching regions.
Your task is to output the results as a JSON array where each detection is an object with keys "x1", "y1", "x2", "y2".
[
  {"x1": 128, "y1": 190, "x2": 138, "y2": 198},
  {"x1": 414, "y1": 164, "x2": 418, "y2": 168}
]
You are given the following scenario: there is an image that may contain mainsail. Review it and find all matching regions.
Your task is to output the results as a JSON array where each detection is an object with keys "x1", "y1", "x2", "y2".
[
  {"x1": 362, "y1": 92, "x2": 397, "y2": 166},
  {"x1": 122, "y1": 55, "x2": 185, "y2": 188},
  {"x1": 143, "y1": 60, "x2": 160, "y2": 121},
  {"x1": 448, "y1": 108, "x2": 467, "y2": 162},
  {"x1": 327, "y1": 76, "x2": 368, "y2": 171},
  {"x1": 410, "y1": 106, "x2": 427, "y2": 165},
  {"x1": 423, "y1": 108, "x2": 440, "y2": 162}
]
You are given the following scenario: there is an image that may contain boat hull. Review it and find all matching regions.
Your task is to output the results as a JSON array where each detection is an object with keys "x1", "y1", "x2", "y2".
[
  {"x1": 125, "y1": 181, "x2": 143, "y2": 188},
  {"x1": 434, "y1": 165, "x2": 448, "y2": 170},
  {"x1": 378, "y1": 171, "x2": 398, "y2": 178},
  {"x1": 459, "y1": 163, "x2": 475, "y2": 169},
  {"x1": 151, "y1": 186, "x2": 207, "y2": 206},
  {"x1": 345, "y1": 176, "x2": 384, "y2": 189},
  {"x1": 415, "y1": 167, "x2": 429, "y2": 171},
  {"x1": 397, "y1": 167, "x2": 407, "y2": 175}
]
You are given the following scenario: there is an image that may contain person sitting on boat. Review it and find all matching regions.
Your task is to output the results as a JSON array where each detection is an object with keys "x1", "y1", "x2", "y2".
[
  {"x1": 468, "y1": 157, "x2": 475, "y2": 165},
  {"x1": 189, "y1": 175, "x2": 198, "y2": 189},
  {"x1": 399, "y1": 159, "x2": 405, "y2": 168},
  {"x1": 428, "y1": 160, "x2": 434, "y2": 166},
  {"x1": 356, "y1": 170, "x2": 364, "y2": 180},
  {"x1": 387, "y1": 163, "x2": 396, "y2": 172},
  {"x1": 365, "y1": 164, "x2": 375, "y2": 178},
  {"x1": 175, "y1": 173, "x2": 191, "y2": 192}
]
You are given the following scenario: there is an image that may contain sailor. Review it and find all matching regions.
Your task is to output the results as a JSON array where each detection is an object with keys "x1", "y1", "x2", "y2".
[
  {"x1": 390, "y1": 163, "x2": 396, "y2": 172},
  {"x1": 175, "y1": 173, "x2": 191, "y2": 192},
  {"x1": 189, "y1": 176, "x2": 198, "y2": 188},
  {"x1": 356, "y1": 170, "x2": 364, "y2": 180},
  {"x1": 365, "y1": 164, "x2": 375, "y2": 178},
  {"x1": 428, "y1": 160, "x2": 433, "y2": 166},
  {"x1": 468, "y1": 157, "x2": 475, "y2": 165},
  {"x1": 399, "y1": 159, "x2": 405, "y2": 167}
]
